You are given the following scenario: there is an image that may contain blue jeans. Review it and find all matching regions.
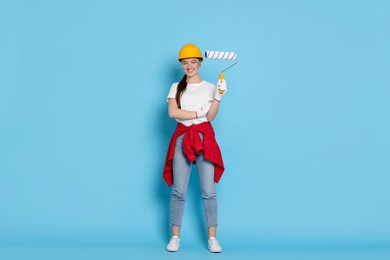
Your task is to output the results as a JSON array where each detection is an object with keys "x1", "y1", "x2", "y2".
[{"x1": 170, "y1": 133, "x2": 218, "y2": 227}]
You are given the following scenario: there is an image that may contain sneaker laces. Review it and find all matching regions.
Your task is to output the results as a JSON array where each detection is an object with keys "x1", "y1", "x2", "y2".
[
  {"x1": 170, "y1": 236, "x2": 179, "y2": 244},
  {"x1": 209, "y1": 237, "x2": 220, "y2": 247}
]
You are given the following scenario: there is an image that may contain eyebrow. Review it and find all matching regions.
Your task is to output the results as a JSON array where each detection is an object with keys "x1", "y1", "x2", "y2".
[{"x1": 182, "y1": 59, "x2": 198, "y2": 63}]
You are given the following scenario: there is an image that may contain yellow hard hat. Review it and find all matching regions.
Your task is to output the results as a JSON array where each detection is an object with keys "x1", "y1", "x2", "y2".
[{"x1": 178, "y1": 44, "x2": 203, "y2": 61}]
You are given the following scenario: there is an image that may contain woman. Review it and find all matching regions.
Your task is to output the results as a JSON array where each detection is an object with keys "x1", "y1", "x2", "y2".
[{"x1": 163, "y1": 43, "x2": 228, "y2": 253}]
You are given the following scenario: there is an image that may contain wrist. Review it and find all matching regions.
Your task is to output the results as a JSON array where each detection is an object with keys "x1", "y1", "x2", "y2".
[{"x1": 214, "y1": 92, "x2": 222, "y2": 102}]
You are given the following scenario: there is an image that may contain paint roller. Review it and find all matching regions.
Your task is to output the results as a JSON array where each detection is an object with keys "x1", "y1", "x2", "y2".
[{"x1": 205, "y1": 50, "x2": 237, "y2": 94}]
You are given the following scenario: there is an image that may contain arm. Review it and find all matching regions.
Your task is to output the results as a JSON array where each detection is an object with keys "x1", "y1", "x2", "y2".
[
  {"x1": 206, "y1": 100, "x2": 220, "y2": 122},
  {"x1": 168, "y1": 98, "x2": 197, "y2": 120},
  {"x1": 206, "y1": 79, "x2": 228, "y2": 122}
]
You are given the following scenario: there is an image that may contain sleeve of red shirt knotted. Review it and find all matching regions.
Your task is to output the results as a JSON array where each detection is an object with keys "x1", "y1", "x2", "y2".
[{"x1": 182, "y1": 125, "x2": 204, "y2": 162}]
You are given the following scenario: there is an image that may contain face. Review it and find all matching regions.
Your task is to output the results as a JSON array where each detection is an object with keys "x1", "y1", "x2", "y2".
[{"x1": 180, "y1": 58, "x2": 201, "y2": 78}]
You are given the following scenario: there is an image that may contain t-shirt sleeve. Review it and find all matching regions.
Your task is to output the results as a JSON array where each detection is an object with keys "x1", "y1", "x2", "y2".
[{"x1": 166, "y1": 83, "x2": 178, "y2": 102}]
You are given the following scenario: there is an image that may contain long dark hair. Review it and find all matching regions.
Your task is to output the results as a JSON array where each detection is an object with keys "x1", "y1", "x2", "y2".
[{"x1": 175, "y1": 74, "x2": 187, "y2": 109}]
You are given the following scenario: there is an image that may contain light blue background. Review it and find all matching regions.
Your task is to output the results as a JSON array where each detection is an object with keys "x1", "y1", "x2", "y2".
[{"x1": 1, "y1": 0, "x2": 390, "y2": 251}]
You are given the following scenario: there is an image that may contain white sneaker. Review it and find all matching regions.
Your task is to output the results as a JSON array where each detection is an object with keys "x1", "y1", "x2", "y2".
[
  {"x1": 166, "y1": 235, "x2": 180, "y2": 252},
  {"x1": 208, "y1": 237, "x2": 222, "y2": 253}
]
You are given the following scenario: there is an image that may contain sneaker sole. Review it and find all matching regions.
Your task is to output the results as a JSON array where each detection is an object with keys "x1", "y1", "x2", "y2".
[
  {"x1": 208, "y1": 246, "x2": 222, "y2": 253},
  {"x1": 167, "y1": 246, "x2": 180, "y2": 252}
]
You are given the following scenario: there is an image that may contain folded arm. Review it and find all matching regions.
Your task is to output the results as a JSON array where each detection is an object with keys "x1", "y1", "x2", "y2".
[
  {"x1": 206, "y1": 79, "x2": 228, "y2": 121},
  {"x1": 206, "y1": 100, "x2": 220, "y2": 122},
  {"x1": 168, "y1": 98, "x2": 198, "y2": 120}
]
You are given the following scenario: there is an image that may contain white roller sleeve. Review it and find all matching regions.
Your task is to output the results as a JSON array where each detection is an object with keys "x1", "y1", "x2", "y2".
[{"x1": 205, "y1": 50, "x2": 237, "y2": 61}]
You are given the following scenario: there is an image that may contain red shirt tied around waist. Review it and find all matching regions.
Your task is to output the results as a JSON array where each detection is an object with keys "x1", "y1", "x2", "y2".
[{"x1": 163, "y1": 122, "x2": 224, "y2": 186}]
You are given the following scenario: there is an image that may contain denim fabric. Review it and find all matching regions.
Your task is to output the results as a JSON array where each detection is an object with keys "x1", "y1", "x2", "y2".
[{"x1": 170, "y1": 133, "x2": 218, "y2": 227}]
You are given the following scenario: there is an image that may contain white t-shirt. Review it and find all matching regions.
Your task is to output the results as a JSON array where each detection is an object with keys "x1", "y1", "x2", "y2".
[{"x1": 167, "y1": 80, "x2": 216, "y2": 126}]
